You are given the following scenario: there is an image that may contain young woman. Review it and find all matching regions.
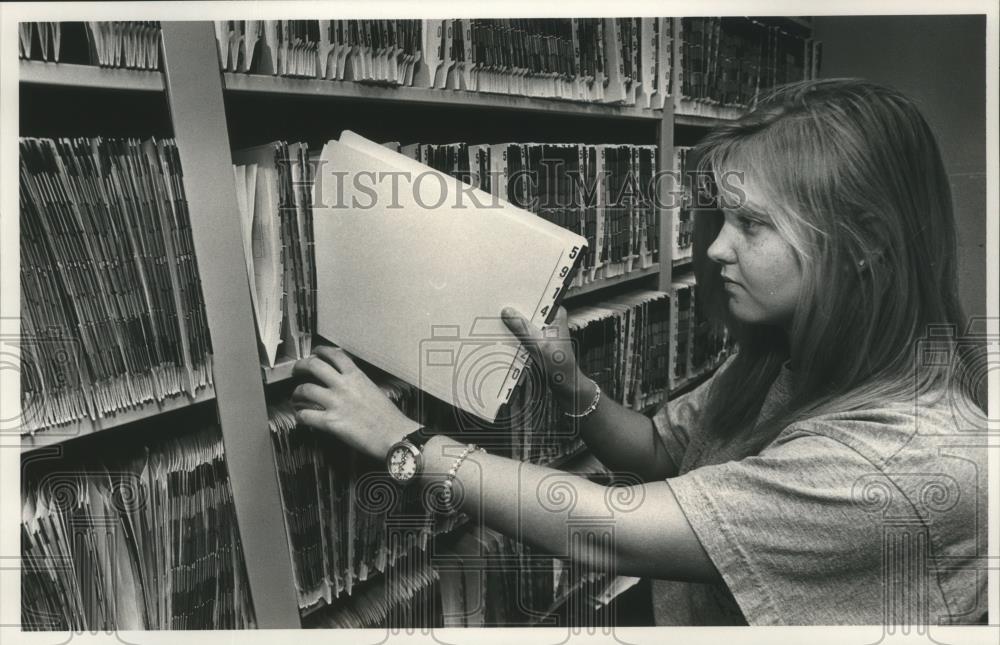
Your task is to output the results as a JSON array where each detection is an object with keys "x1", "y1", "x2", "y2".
[{"x1": 291, "y1": 78, "x2": 988, "y2": 625}]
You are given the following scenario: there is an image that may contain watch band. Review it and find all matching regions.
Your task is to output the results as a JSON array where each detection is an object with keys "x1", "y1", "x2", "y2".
[{"x1": 403, "y1": 426, "x2": 434, "y2": 448}]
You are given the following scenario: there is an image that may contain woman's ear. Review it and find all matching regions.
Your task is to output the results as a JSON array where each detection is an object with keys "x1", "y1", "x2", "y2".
[
  {"x1": 851, "y1": 251, "x2": 883, "y2": 275},
  {"x1": 861, "y1": 247, "x2": 886, "y2": 269},
  {"x1": 856, "y1": 210, "x2": 891, "y2": 265}
]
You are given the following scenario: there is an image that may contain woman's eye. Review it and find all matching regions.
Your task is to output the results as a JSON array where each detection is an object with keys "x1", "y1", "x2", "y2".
[{"x1": 738, "y1": 215, "x2": 760, "y2": 233}]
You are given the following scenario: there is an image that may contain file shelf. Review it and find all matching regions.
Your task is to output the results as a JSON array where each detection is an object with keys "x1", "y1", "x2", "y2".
[
  {"x1": 674, "y1": 100, "x2": 746, "y2": 123},
  {"x1": 19, "y1": 59, "x2": 165, "y2": 92},
  {"x1": 563, "y1": 264, "x2": 662, "y2": 300},
  {"x1": 17, "y1": 16, "x2": 817, "y2": 630},
  {"x1": 674, "y1": 112, "x2": 738, "y2": 128},
  {"x1": 224, "y1": 72, "x2": 664, "y2": 121},
  {"x1": 19, "y1": 385, "x2": 217, "y2": 451},
  {"x1": 264, "y1": 359, "x2": 297, "y2": 385}
]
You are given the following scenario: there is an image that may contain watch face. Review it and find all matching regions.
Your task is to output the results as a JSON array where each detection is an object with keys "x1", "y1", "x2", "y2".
[{"x1": 388, "y1": 443, "x2": 420, "y2": 483}]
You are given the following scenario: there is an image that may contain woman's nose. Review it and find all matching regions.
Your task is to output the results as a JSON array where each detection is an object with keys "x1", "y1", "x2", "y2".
[{"x1": 707, "y1": 222, "x2": 737, "y2": 265}]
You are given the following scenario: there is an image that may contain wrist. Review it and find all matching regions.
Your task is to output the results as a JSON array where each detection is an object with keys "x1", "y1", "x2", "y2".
[
  {"x1": 555, "y1": 371, "x2": 597, "y2": 415},
  {"x1": 421, "y1": 434, "x2": 462, "y2": 479},
  {"x1": 382, "y1": 417, "x2": 423, "y2": 458},
  {"x1": 421, "y1": 435, "x2": 485, "y2": 515}
]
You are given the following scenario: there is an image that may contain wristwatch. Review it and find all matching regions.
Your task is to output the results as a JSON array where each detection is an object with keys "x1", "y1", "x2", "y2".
[{"x1": 385, "y1": 426, "x2": 434, "y2": 485}]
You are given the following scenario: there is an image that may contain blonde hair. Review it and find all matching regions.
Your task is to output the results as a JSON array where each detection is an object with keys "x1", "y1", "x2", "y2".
[{"x1": 692, "y1": 78, "x2": 979, "y2": 454}]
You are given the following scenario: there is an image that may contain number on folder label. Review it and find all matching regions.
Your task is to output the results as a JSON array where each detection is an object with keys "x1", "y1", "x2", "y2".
[{"x1": 569, "y1": 246, "x2": 579, "y2": 259}]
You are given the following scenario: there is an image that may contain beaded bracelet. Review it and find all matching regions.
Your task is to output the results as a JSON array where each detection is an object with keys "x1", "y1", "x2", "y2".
[
  {"x1": 440, "y1": 443, "x2": 485, "y2": 511},
  {"x1": 563, "y1": 381, "x2": 601, "y2": 418}
]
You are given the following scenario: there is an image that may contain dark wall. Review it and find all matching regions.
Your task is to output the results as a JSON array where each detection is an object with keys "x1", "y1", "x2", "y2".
[{"x1": 813, "y1": 14, "x2": 988, "y2": 325}]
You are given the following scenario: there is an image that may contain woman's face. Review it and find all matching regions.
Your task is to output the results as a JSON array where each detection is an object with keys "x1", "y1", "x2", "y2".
[{"x1": 706, "y1": 180, "x2": 803, "y2": 330}]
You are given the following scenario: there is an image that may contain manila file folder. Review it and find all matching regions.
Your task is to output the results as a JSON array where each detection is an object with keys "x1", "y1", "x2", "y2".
[{"x1": 313, "y1": 131, "x2": 587, "y2": 422}]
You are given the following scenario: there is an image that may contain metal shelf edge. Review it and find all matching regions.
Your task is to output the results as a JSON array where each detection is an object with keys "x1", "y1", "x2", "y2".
[
  {"x1": 564, "y1": 263, "x2": 661, "y2": 300},
  {"x1": 223, "y1": 72, "x2": 663, "y2": 121},
  {"x1": 19, "y1": 385, "x2": 217, "y2": 452},
  {"x1": 19, "y1": 59, "x2": 165, "y2": 91}
]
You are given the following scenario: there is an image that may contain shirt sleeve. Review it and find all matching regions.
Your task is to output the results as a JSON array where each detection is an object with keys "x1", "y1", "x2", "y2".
[
  {"x1": 665, "y1": 429, "x2": 920, "y2": 625},
  {"x1": 650, "y1": 356, "x2": 734, "y2": 472}
]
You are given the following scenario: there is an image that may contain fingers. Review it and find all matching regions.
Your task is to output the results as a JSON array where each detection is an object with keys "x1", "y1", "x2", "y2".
[
  {"x1": 292, "y1": 382, "x2": 335, "y2": 411},
  {"x1": 314, "y1": 346, "x2": 359, "y2": 374},
  {"x1": 541, "y1": 306, "x2": 569, "y2": 339},
  {"x1": 503, "y1": 306, "x2": 571, "y2": 347},
  {"x1": 292, "y1": 354, "x2": 343, "y2": 387},
  {"x1": 293, "y1": 407, "x2": 326, "y2": 429},
  {"x1": 501, "y1": 307, "x2": 542, "y2": 345}
]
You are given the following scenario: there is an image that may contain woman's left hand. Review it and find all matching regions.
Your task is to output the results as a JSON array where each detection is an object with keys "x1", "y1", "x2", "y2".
[{"x1": 291, "y1": 347, "x2": 422, "y2": 460}]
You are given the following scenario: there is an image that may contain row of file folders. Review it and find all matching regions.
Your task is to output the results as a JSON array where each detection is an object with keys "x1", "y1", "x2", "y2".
[
  {"x1": 19, "y1": 137, "x2": 213, "y2": 435},
  {"x1": 300, "y1": 524, "x2": 618, "y2": 629},
  {"x1": 679, "y1": 17, "x2": 822, "y2": 108},
  {"x1": 21, "y1": 379, "x2": 617, "y2": 630},
  {"x1": 301, "y1": 528, "x2": 620, "y2": 628},
  {"x1": 234, "y1": 138, "x2": 662, "y2": 371},
  {"x1": 216, "y1": 17, "x2": 820, "y2": 110},
  {"x1": 268, "y1": 399, "x2": 463, "y2": 614},
  {"x1": 19, "y1": 416, "x2": 557, "y2": 630},
  {"x1": 217, "y1": 18, "x2": 676, "y2": 107},
  {"x1": 269, "y1": 397, "x2": 581, "y2": 621},
  {"x1": 563, "y1": 282, "x2": 731, "y2": 403},
  {"x1": 18, "y1": 21, "x2": 162, "y2": 70},
  {"x1": 21, "y1": 427, "x2": 256, "y2": 630},
  {"x1": 19, "y1": 19, "x2": 821, "y2": 111},
  {"x1": 672, "y1": 146, "x2": 697, "y2": 265}
]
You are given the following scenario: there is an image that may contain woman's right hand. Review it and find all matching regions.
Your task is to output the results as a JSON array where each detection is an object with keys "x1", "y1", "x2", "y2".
[{"x1": 501, "y1": 306, "x2": 593, "y2": 413}]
